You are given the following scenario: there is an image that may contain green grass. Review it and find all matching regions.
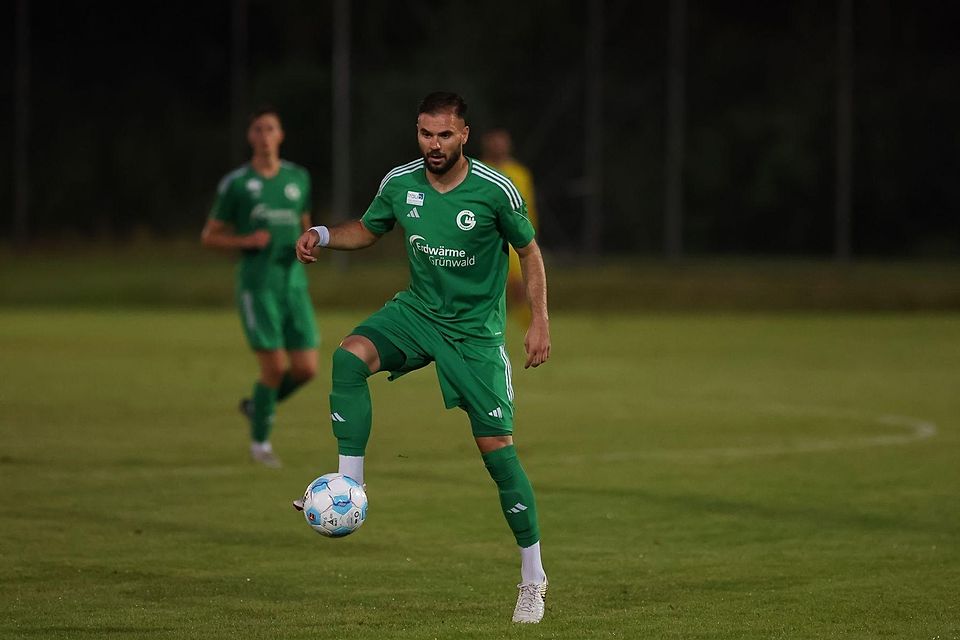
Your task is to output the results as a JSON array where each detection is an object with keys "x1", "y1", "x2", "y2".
[
  {"x1": 1, "y1": 308, "x2": 958, "y2": 639},
  {"x1": 3, "y1": 240, "x2": 960, "y2": 310}
]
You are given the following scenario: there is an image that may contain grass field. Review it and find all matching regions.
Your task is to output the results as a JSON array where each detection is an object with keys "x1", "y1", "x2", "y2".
[
  {"x1": 3, "y1": 242, "x2": 960, "y2": 312},
  {"x1": 1, "y1": 307, "x2": 958, "y2": 639}
]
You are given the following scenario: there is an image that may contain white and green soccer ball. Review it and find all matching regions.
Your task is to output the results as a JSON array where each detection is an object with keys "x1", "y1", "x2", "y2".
[{"x1": 301, "y1": 473, "x2": 367, "y2": 537}]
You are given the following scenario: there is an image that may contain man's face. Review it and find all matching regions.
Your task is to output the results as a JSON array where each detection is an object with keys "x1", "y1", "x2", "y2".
[
  {"x1": 417, "y1": 111, "x2": 470, "y2": 175},
  {"x1": 247, "y1": 114, "x2": 284, "y2": 157}
]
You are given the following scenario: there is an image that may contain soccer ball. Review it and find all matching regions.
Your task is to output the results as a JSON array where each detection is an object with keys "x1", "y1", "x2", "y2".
[{"x1": 301, "y1": 473, "x2": 367, "y2": 538}]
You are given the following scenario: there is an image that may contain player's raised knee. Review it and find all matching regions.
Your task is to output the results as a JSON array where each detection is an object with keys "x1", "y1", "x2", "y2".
[{"x1": 337, "y1": 335, "x2": 380, "y2": 373}]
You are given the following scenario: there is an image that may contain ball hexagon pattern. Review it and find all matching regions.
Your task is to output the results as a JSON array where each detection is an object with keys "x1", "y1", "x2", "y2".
[{"x1": 302, "y1": 473, "x2": 367, "y2": 537}]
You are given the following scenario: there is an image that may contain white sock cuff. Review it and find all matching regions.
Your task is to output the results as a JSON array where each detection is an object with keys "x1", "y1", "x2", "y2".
[
  {"x1": 519, "y1": 541, "x2": 546, "y2": 584},
  {"x1": 338, "y1": 454, "x2": 365, "y2": 485}
]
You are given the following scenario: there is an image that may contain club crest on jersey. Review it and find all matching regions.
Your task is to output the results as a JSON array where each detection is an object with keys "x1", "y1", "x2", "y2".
[
  {"x1": 284, "y1": 183, "x2": 301, "y2": 201},
  {"x1": 456, "y1": 210, "x2": 476, "y2": 231},
  {"x1": 246, "y1": 178, "x2": 263, "y2": 196},
  {"x1": 406, "y1": 191, "x2": 425, "y2": 206}
]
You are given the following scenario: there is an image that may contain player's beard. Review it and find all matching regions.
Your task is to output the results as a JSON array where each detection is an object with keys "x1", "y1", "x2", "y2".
[{"x1": 424, "y1": 145, "x2": 462, "y2": 175}]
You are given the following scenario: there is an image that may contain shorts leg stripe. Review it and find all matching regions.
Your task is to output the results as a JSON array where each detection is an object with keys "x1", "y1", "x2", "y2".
[
  {"x1": 499, "y1": 345, "x2": 514, "y2": 402},
  {"x1": 241, "y1": 290, "x2": 257, "y2": 330}
]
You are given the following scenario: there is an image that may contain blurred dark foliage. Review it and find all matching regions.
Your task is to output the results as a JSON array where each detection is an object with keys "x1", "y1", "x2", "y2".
[{"x1": 1, "y1": 0, "x2": 957, "y2": 256}]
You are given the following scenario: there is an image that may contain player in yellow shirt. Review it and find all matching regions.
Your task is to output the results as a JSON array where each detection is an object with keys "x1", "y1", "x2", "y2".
[{"x1": 480, "y1": 129, "x2": 538, "y2": 326}]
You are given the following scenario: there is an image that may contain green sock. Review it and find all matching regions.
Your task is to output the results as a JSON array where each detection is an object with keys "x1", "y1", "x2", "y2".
[
  {"x1": 277, "y1": 371, "x2": 307, "y2": 402},
  {"x1": 251, "y1": 382, "x2": 278, "y2": 443},
  {"x1": 482, "y1": 445, "x2": 541, "y2": 547},
  {"x1": 330, "y1": 348, "x2": 372, "y2": 456}
]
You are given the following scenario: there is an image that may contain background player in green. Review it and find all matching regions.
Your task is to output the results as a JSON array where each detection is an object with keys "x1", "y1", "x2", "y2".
[
  {"x1": 294, "y1": 92, "x2": 551, "y2": 624},
  {"x1": 201, "y1": 106, "x2": 319, "y2": 468}
]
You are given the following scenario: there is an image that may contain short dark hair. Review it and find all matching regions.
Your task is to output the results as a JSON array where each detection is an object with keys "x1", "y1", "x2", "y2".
[
  {"x1": 417, "y1": 92, "x2": 468, "y2": 120},
  {"x1": 249, "y1": 105, "x2": 282, "y2": 126}
]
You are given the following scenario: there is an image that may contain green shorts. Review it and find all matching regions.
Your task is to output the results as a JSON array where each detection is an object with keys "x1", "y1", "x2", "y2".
[
  {"x1": 353, "y1": 300, "x2": 515, "y2": 437},
  {"x1": 236, "y1": 284, "x2": 319, "y2": 351}
]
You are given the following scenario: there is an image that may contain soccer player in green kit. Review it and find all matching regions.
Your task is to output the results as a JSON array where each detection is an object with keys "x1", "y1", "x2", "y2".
[
  {"x1": 294, "y1": 92, "x2": 550, "y2": 623},
  {"x1": 201, "y1": 107, "x2": 318, "y2": 468}
]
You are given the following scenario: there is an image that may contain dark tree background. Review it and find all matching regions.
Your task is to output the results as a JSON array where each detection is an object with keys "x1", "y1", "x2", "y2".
[{"x1": 2, "y1": 0, "x2": 958, "y2": 256}]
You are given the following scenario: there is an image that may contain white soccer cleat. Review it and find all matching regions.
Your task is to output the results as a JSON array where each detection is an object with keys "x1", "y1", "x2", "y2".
[
  {"x1": 512, "y1": 580, "x2": 548, "y2": 624},
  {"x1": 250, "y1": 443, "x2": 282, "y2": 468}
]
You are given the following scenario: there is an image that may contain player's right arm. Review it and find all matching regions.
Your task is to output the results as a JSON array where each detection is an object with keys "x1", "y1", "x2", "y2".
[
  {"x1": 295, "y1": 220, "x2": 380, "y2": 263},
  {"x1": 201, "y1": 218, "x2": 270, "y2": 250},
  {"x1": 297, "y1": 165, "x2": 404, "y2": 263}
]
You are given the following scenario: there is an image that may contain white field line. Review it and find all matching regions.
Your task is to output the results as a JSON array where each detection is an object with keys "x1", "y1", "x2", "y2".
[
  {"x1": 357, "y1": 406, "x2": 940, "y2": 473},
  {"x1": 547, "y1": 406, "x2": 938, "y2": 464},
  {"x1": 48, "y1": 408, "x2": 938, "y2": 478}
]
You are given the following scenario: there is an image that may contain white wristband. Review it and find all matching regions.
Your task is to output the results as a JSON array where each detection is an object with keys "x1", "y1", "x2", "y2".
[{"x1": 309, "y1": 225, "x2": 330, "y2": 248}]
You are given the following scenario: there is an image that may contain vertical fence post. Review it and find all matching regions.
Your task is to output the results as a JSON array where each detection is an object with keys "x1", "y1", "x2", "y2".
[
  {"x1": 835, "y1": 0, "x2": 853, "y2": 262},
  {"x1": 331, "y1": 0, "x2": 352, "y2": 271},
  {"x1": 665, "y1": 0, "x2": 687, "y2": 261},
  {"x1": 584, "y1": 0, "x2": 604, "y2": 257},
  {"x1": 14, "y1": 0, "x2": 30, "y2": 244},
  {"x1": 230, "y1": 0, "x2": 248, "y2": 166}
]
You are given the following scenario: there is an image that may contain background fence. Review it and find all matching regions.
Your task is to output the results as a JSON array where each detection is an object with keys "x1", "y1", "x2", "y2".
[{"x1": 4, "y1": 0, "x2": 958, "y2": 258}]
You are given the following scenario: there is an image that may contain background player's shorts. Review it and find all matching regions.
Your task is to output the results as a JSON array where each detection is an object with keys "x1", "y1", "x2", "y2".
[
  {"x1": 236, "y1": 284, "x2": 318, "y2": 351},
  {"x1": 353, "y1": 300, "x2": 515, "y2": 437}
]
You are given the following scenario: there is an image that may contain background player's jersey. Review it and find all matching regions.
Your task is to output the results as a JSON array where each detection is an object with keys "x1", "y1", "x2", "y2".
[
  {"x1": 361, "y1": 157, "x2": 535, "y2": 344},
  {"x1": 210, "y1": 161, "x2": 311, "y2": 289},
  {"x1": 487, "y1": 159, "x2": 538, "y2": 230}
]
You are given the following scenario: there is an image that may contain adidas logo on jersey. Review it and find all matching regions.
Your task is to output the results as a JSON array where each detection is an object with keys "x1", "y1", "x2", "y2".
[
  {"x1": 407, "y1": 207, "x2": 421, "y2": 218},
  {"x1": 506, "y1": 502, "x2": 528, "y2": 514},
  {"x1": 331, "y1": 412, "x2": 346, "y2": 423},
  {"x1": 487, "y1": 407, "x2": 503, "y2": 419}
]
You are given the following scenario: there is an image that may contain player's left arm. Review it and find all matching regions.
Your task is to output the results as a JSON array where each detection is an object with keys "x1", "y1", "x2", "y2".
[{"x1": 515, "y1": 239, "x2": 550, "y2": 368}]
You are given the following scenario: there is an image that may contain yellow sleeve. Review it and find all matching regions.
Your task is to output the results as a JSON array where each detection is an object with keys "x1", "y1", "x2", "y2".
[{"x1": 502, "y1": 161, "x2": 538, "y2": 230}]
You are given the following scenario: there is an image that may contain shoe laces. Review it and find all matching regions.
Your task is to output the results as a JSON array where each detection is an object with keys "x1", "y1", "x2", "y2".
[{"x1": 515, "y1": 583, "x2": 544, "y2": 614}]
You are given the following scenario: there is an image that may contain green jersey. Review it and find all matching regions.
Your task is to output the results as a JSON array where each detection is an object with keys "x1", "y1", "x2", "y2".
[
  {"x1": 210, "y1": 161, "x2": 311, "y2": 289},
  {"x1": 361, "y1": 157, "x2": 535, "y2": 344}
]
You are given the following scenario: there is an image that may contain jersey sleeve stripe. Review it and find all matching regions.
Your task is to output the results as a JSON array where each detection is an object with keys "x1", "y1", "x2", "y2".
[
  {"x1": 377, "y1": 158, "x2": 422, "y2": 193},
  {"x1": 473, "y1": 168, "x2": 521, "y2": 211},
  {"x1": 217, "y1": 165, "x2": 248, "y2": 195},
  {"x1": 472, "y1": 163, "x2": 522, "y2": 210},
  {"x1": 377, "y1": 159, "x2": 424, "y2": 195},
  {"x1": 473, "y1": 160, "x2": 524, "y2": 205},
  {"x1": 472, "y1": 162, "x2": 523, "y2": 209}
]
